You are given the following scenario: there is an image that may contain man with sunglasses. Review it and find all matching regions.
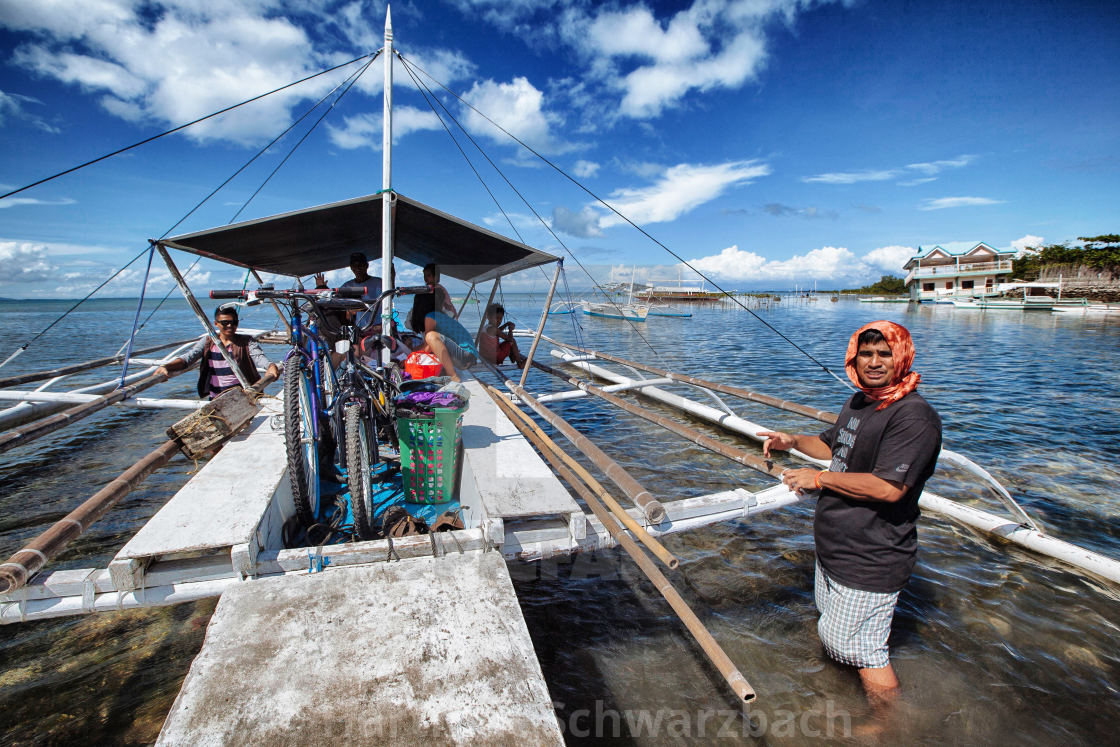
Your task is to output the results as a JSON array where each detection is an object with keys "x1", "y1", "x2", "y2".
[{"x1": 156, "y1": 306, "x2": 279, "y2": 398}]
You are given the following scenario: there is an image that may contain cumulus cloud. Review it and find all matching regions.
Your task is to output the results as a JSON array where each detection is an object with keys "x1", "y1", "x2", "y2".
[
  {"x1": 0, "y1": 1, "x2": 374, "y2": 146},
  {"x1": 459, "y1": 76, "x2": 574, "y2": 154},
  {"x1": 920, "y1": 196, "x2": 1004, "y2": 211},
  {"x1": 1011, "y1": 234, "x2": 1044, "y2": 255},
  {"x1": 685, "y1": 242, "x2": 916, "y2": 287},
  {"x1": 804, "y1": 154, "x2": 977, "y2": 186},
  {"x1": 0, "y1": 241, "x2": 57, "y2": 282}
]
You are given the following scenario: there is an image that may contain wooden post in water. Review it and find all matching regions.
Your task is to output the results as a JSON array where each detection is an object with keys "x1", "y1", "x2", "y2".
[
  {"x1": 0, "y1": 371, "x2": 278, "y2": 595},
  {"x1": 483, "y1": 385, "x2": 755, "y2": 703}
]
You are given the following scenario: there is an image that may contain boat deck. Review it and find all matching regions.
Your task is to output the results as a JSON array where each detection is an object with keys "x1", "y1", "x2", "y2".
[{"x1": 157, "y1": 551, "x2": 562, "y2": 745}]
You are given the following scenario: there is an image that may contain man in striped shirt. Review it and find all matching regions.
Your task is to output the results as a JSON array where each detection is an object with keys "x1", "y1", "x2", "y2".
[{"x1": 156, "y1": 306, "x2": 279, "y2": 398}]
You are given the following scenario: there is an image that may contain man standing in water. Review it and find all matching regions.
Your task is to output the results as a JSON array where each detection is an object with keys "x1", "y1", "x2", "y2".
[{"x1": 759, "y1": 320, "x2": 941, "y2": 703}]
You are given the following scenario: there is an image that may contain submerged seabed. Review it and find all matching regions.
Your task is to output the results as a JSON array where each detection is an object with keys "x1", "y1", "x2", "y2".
[{"x1": 0, "y1": 297, "x2": 1118, "y2": 744}]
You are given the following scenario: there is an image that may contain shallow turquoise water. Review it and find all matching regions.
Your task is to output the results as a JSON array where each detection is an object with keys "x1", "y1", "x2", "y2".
[{"x1": 0, "y1": 295, "x2": 1118, "y2": 743}]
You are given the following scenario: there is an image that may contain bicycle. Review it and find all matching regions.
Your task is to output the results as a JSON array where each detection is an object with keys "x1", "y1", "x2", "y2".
[{"x1": 210, "y1": 283, "x2": 428, "y2": 541}]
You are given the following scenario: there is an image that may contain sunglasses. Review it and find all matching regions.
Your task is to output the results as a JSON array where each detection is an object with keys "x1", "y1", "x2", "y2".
[{"x1": 216, "y1": 320, "x2": 238, "y2": 327}]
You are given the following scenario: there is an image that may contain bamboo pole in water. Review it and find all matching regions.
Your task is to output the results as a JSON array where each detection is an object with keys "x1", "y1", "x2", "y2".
[
  {"x1": 479, "y1": 359, "x2": 667, "y2": 524},
  {"x1": 531, "y1": 360, "x2": 788, "y2": 479},
  {"x1": 0, "y1": 371, "x2": 279, "y2": 595},
  {"x1": 484, "y1": 384, "x2": 678, "y2": 569},
  {"x1": 0, "y1": 337, "x2": 198, "y2": 390},
  {"x1": 483, "y1": 384, "x2": 755, "y2": 702},
  {"x1": 541, "y1": 337, "x2": 840, "y2": 424},
  {"x1": 0, "y1": 369, "x2": 188, "y2": 454}
]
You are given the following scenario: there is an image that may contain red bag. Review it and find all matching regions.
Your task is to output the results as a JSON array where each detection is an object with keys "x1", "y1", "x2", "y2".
[{"x1": 404, "y1": 350, "x2": 442, "y2": 380}]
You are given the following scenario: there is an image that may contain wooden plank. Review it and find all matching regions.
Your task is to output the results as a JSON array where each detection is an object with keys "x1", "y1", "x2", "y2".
[
  {"x1": 111, "y1": 415, "x2": 285, "y2": 588},
  {"x1": 166, "y1": 386, "x2": 264, "y2": 459},
  {"x1": 158, "y1": 552, "x2": 563, "y2": 746},
  {"x1": 459, "y1": 378, "x2": 581, "y2": 521}
]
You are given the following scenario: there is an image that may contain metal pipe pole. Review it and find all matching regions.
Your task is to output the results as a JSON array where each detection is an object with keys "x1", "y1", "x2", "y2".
[
  {"x1": 380, "y1": 7, "x2": 395, "y2": 367},
  {"x1": 518, "y1": 259, "x2": 561, "y2": 388}
]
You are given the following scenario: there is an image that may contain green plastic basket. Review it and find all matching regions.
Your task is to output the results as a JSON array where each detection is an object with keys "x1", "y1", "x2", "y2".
[{"x1": 397, "y1": 406, "x2": 466, "y2": 504}]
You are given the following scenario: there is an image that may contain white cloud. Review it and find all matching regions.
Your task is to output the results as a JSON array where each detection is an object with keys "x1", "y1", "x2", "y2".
[
  {"x1": 862, "y1": 245, "x2": 915, "y2": 273},
  {"x1": 805, "y1": 154, "x2": 977, "y2": 186},
  {"x1": 0, "y1": 89, "x2": 59, "y2": 132},
  {"x1": 600, "y1": 160, "x2": 770, "y2": 228},
  {"x1": 572, "y1": 160, "x2": 600, "y2": 178},
  {"x1": 326, "y1": 106, "x2": 443, "y2": 150},
  {"x1": 803, "y1": 169, "x2": 899, "y2": 184},
  {"x1": 0, "y1": 197, "x2": 76, "y2": 210},
  {"x1": 552, "y1": 206, "x2": 603, "y2": 238},
  {"x1": 920, "y1": 196, "x2": 1004, "y2": 211},
  {"x1": 460, "y1": 76, "x2": 572, "y2": 154},
  {"x1": 1011, "y1": 234, "x2": 1044, "y2": 256},
  {"x1": 0, "y1": 241, "x2": 57, "y2": 282},
  {"x1": 685, "y1": 241, "x2": 916, "y2": 287}
]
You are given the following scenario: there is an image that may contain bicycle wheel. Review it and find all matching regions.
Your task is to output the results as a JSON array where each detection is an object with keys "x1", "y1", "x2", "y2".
[
  {"x1": 285, "y1": 360, "x2": 321, "y2": 527},
  {"x1": 344, "y1": 403, "x2": 378, "y2": 540}
]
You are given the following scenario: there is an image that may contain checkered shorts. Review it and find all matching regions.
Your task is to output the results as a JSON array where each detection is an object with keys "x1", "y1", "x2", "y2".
[{"x1": 814, "y1": 559, "x2": 899, "y2": 669}]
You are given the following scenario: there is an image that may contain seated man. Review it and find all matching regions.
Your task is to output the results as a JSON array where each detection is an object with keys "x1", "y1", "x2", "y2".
[
  {"x1": 156, "y1": 306, "x2": 279, "y2": 398},
  {"x1": 420, "y1": 311, "x2": 477, "y2": 382},
  {"x1": 478, "y1": 303, "x2": 527, "y2": 368}
]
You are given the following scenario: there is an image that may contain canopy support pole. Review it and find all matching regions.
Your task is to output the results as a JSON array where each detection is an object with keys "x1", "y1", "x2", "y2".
[
  {"x1": 457, "y1": 283, "x2": 476, "y2": 318},
  {"x1": 474, "y1": 279, "x2": 501, "y2": 351},
  {"x1": 379, "y1": 9, "x2": 395, "y2": 367},
  {"x1": 518, "y1": 259, "x2": 561, "y2": 388},
  {"x1": 155, "y1": 243, "x2": 251, "y2": 390}
]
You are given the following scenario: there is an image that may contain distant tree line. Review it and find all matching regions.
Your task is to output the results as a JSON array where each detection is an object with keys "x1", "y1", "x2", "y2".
[
  {"x1": 1012, "y1": 234, "x2": 1120, "y2": 280},
  {"x1": 841, "y1": 275, "x2": 906, "y2": 294}
]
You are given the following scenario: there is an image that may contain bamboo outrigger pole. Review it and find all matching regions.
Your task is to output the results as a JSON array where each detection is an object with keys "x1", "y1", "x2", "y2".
[
  {"x1": 484, "y1": 384, "x2": 678, "y2": 569},
  {"x1": 483, "y1": 385, "x2": 755, "y2": 703},
  {"x1": 487, "y1": 363, "x2": 667, "y2": 524},
  {"x1": 0, "y1": 371, "x2": 279, "y2": 595},
  {"x1": 0, "y1": 369, "x2": 184, "y2": 455},
  {"x1": 531, "y1": 360, "x2": 787, "y2": 479},
  {"x1": 0, "y1": 338, "x2": 197, "y2": 390}
]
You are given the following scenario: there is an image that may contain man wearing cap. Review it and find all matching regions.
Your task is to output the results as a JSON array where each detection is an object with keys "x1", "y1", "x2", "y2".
[
  {"x1": 759, "y1": 321, "x2": 941, "y2": 703},
  {"x1": 315, "y1": 252, "x2": 382, "y2": 327}
]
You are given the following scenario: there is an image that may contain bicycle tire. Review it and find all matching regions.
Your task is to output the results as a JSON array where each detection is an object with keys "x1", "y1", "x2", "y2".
[
  {"x1": 344, "y1": 403, "x2": 378, "y2": 540},
  {"x1": 285, "y1": 361, "x2": 321, "y2": 527}
]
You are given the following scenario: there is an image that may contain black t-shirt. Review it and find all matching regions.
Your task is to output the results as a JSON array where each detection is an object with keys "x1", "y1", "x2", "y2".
[{"x1": 815, "y1": 391, "x2": 942, "y2": 593}]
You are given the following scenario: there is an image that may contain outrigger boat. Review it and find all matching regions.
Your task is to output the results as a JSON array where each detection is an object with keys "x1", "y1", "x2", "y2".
[{"x1": 2, "y1": 9, "x2": 1119, "y2": 744}]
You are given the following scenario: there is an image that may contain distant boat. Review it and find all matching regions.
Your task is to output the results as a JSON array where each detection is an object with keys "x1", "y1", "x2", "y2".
[
  {"x1": 581, "y1": 299, "x2": 649, "y2": 321},
  {"x1": 647, "y1": 306, "x2": 692, "y2": 318},
  {"x1": 858, "y1": 296, "x2": 910, "y2": 303}
]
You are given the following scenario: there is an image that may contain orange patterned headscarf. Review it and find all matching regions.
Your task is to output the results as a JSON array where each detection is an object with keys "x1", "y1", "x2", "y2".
[{"x1": 845, "y1": 320, "x2": 920, "y2": 410}]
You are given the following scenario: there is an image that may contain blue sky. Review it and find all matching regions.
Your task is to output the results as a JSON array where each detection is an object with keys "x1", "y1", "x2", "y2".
[{"x1": 0, "y1": 0, "x2": 1116, "y2": 297}]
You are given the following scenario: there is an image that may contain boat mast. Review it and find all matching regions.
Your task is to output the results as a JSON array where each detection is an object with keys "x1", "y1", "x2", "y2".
[{"x1": 380, "y1": 5, "x2": 394, "y2": 366}]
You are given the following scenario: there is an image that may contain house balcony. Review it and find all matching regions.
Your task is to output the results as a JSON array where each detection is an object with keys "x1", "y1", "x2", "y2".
[{"x1": 904, "y1": 259, "x2": 1013, "y2": 286}]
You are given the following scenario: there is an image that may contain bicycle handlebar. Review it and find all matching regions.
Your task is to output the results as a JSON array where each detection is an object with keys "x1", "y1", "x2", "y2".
[{"x1": 208, "y1": 284, "x2": 433, "y2": 305}]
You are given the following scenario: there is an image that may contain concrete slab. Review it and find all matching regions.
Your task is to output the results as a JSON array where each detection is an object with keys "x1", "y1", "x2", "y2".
[{"x1": 158, "y1": 551, "x2": 563, "y2": 746}]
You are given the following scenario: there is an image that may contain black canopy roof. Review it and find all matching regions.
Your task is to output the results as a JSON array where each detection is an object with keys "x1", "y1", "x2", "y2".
[{"x1": 161, "y1": 192, "x2": 557, "y2": 283}]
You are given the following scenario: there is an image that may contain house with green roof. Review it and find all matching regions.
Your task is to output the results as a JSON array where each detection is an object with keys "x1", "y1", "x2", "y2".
[{"x1": 903, "y1": 242, "x2": 1015, "y2": 302}]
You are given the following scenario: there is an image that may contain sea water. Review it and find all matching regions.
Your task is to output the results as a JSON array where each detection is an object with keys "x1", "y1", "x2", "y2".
[{"x1": 0, "y1": 296, "x2": 1117, "y2": 743}]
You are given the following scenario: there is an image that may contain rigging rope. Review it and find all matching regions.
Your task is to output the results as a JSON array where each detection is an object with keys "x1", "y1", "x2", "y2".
[
  {"x1": 398, "y1": 52, "x2": 665, "y2": 364},
  {"x1": 118, "y1": 245, "x2": 155, "y2": 388},
  {"x1": 399, "y1": 54, "x2": 851, "y2": 391},
  {"x1": 0, "y1": 53, "x2": 376, "y2": 203}
]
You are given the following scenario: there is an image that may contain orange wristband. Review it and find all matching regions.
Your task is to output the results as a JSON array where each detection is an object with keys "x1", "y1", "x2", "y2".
[{"x1": 815, "y1": 470, "x2": 826, "y2": 490}]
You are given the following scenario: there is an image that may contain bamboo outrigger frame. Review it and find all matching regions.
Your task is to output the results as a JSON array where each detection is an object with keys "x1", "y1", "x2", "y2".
[{"x1": 3, "y1": 13, "x2": 1119, "y2": 728}]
